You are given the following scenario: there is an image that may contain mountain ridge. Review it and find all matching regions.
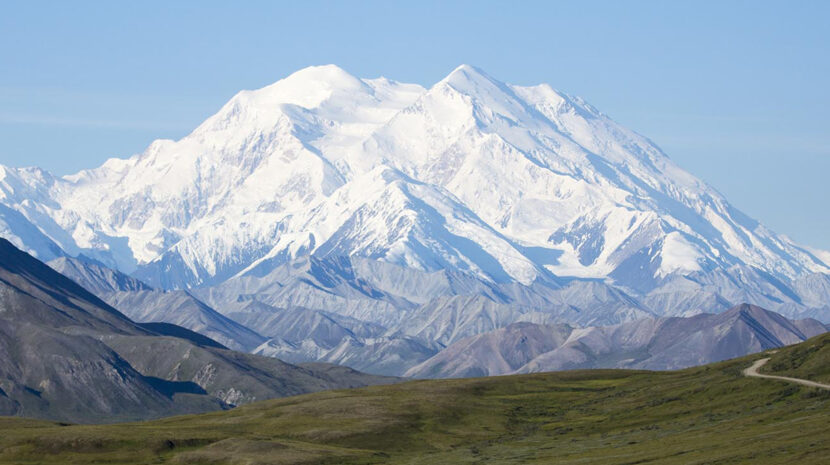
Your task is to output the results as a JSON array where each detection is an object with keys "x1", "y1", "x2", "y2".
[
  {"x1": 1, "y1": 64, "x2": 829, "y2": 329},
  {"x1": 406, "y1": 303, "x2": 828, "y2": 378},
  {"x1": 0, "y1": 238, "x2": 393, "y2": 422}
]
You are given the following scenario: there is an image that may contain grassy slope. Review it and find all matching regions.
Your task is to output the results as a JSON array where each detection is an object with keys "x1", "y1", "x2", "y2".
[
  {"x1": 764, "y1": 332, "x2": 830, "y2": 383},
  {"x1": 0, "y1": 336, "x2": 828, "y2": 465}
]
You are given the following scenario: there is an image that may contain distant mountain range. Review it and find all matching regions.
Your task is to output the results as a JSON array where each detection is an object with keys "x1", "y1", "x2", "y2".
[
  {"x1": 406, "y1": 303, "x2": 827, "y2": 378},
  {"x1": 0, "y1": 65, "x2": 828, "y2": 321},
  {"x1": 1, "y1": 236, "x2": 823, "y2": 424},
  {"x1": 50, "y1": 251, "x2": 827, "y2": 378},
  {"x1": 1, "y1": 65, "x2": 829, "y2": 388}
]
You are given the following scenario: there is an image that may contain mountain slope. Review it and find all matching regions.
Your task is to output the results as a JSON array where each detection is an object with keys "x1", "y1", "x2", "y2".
[
  {"x1": 406, "y1": 304, "x2": 828, "y2": 378},
  {"x1": 101, "y1": 290, "x2": 265, "y2": 352},
  {"x1": 49, "y1": 256, "x2": 265, "y2": 351},
  {"x1": 0, "y1": 65, "x2": 827, "y2": 323},
  {"x1": 0, "y1": 238, "x2": 221, "y2": 421},
  {"x1": 48, "y1": 255, "x2": 151, "y2": 294},
  {"x1": 0, "y1": 335, "x2": 828, "y2": 464},
  {"x1": 0, "y1": 239, "x2": 391, "y2": 422}
]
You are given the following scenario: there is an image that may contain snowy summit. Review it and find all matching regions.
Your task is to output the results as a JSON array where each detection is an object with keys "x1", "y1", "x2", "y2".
[{"x1": 0, "y1": 64, "x2": 827, "y2": 297}]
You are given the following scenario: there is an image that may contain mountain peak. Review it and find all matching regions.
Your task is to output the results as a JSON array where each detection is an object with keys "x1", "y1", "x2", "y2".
[
  {"x1": 237, "y1": 64, "x2": 371, "y2": 111},
  {"x1": 724, "y1": 303, "x2": 767, "y2": 317},
  {"x1": 448, "y1": 63, "x2": 486, "y2": 75},
  {"x1": 2, "y1": 64, "x2": 830, "y2": 308},
  {"x1": 441, "y1": 64, "x2": 501, "y2": 90},
  {"x1": 283, "y1": 64, "x2": 362, "y2": 86}
]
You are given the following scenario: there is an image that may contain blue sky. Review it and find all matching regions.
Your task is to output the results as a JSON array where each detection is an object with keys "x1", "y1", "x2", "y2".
[{"x1": 1, "y1": 1, "x2": 829, "y2": 249}]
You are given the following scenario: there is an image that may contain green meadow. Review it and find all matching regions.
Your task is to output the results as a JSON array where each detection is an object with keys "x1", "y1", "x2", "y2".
[{"x1": 1, "y1": 334, "x2": 828, "y2": 465}]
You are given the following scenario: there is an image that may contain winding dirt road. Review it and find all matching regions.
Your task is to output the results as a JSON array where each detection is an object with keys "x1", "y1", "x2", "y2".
[{"x1": 743, "y1": 358, "x2": 830, "y2": 390}]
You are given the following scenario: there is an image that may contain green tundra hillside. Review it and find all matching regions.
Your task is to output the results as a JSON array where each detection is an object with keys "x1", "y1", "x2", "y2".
[{"x1": 1, "y1": 333, "x2": 828, "y2": 465}]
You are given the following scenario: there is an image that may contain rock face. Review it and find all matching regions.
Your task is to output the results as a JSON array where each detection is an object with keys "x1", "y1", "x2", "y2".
[
  {"x1": 405, "y1": 304, "x2": 828, "y2": 378},
  {"x1": 0, "y1": 239, "x2": 391, "y2": 423}
]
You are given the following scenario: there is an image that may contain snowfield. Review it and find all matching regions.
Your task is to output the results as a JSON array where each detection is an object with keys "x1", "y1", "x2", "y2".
[{"x1": 1, "y1": 64, "x2": 826, "y2": 293}]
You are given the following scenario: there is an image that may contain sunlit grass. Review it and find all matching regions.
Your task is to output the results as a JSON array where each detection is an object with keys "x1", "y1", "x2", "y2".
[{"x1": 1, "y1": 334, "x2": 828, "y2": 464}]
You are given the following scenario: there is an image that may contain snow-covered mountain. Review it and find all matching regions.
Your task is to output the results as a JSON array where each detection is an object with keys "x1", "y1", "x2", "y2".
[{"x1": 1, "y1": 64, "x2": 829, "y2": 325}]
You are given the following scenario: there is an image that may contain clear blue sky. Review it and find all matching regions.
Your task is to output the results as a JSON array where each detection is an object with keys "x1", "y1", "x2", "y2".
[{"x1": 1, "y1": 1, "x2": 828, "y2": 250}]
